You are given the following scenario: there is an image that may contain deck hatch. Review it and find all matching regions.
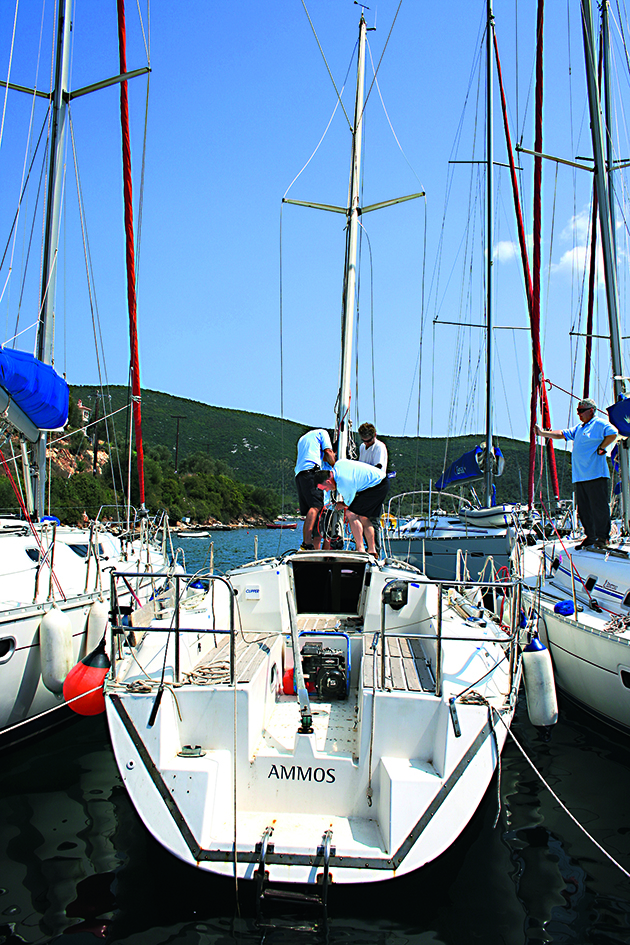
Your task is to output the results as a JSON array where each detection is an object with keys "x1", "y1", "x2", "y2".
[{"x1": 292, "y1": 559, "x2": 366, "y2": 615}]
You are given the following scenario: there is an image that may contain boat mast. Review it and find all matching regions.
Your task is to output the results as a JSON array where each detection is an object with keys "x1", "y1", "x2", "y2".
[
  {"x1": 581, "y1": 0, "x2": 630, "y2": 531},
  {"x1": 117, "y1": 0, "x2": 146, "y2": 512},
  {"x1": 34, "y1": 0, "x2": 72, "y2": 518},
  {"x1": 484, "y1": 0, "x2": 494, "y2": 506},
  {"x1": 336, "y1": 13, "x2": 367, "y2": 462},
  {"x1": 601, "y1": 1, "x2": 617, "y2": 262}
]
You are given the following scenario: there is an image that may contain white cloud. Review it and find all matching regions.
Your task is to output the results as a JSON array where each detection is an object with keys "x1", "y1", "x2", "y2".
[
  {"x1": 493, "y1": 240, "x2": 518, "y2": 262},
  {"x1": 551, "y1": 205, "x2": 605, "y2": 285},
  {"x1": 561, "y1": 207, "x2": 591, "y2": 243},
  {"x1": 551, "y1": 244, "x2": 587, "y2": 277}
]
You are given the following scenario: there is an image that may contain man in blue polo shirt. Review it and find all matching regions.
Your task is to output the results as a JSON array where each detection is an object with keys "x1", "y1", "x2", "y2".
[
  {"x1": 535, "y1": 397, "x2": 617, "y2": 548},
  {"x1": 313, "y1": 459, "x2": 387, "y2": 557},
  {"x1": 294, "y1": 429, "x2": 336, "y2": 550}
]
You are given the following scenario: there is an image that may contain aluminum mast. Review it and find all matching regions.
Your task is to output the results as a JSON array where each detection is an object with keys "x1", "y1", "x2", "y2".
[
  {"x1": 484, "y1": 0, "x2": 495, "y2": 506},
  {"x1": 581, "y1": 0, "x2": 630, "y2": 530},
  {"x1": 336, "y1": 13, "x2": 367, "y2": 462},
  {"x1": 33, "y1": 0, "x2": 72, "y2": 517}
]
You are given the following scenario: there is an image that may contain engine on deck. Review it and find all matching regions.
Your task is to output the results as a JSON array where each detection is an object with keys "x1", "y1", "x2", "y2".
[{"x1": 300, "y1": 642, "x2": 348, "y2": 700}]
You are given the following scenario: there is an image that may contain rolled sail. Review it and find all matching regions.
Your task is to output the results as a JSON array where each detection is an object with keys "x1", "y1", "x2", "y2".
[
  {"x1": 435, "y1": 444, "x2": 504, "y2": 491},
  {"x1": 0, "y1": 348, "x2": 69, "y2": 431}
]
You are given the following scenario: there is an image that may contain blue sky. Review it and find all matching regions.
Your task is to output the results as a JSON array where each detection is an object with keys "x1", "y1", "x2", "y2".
[{"x1": 1, "y1": 0, "x2": 629, "y2": 448}]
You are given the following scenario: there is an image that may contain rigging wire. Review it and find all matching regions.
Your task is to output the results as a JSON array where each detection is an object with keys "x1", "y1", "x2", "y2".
[
  {"x1": 0, "y1": 0, "x2": 19, "y2": 152},
  {"x1": 365, "y1": 36, "x2": 424, "y2": 190},
  {"x1": 361, "y1": 0, "x2": 403, "y2": 116},
  {"x1": 0, "y1": 5, "x2": 48, "y2": 329},
  {"x1": 135, "y1": 0, "x2": 150, "y2": 62},
  {"x1": 300, "y1": 0, "x2": 353, "y2": 131},
  {"x1": 6, "y1": 125, "x2": 50, "y2": 345},
  {"x1": 68, "y1": 110, "x2": 124, "y2": 514}
]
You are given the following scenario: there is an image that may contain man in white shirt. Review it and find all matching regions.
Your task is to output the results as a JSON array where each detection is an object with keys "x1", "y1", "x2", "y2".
[
  {"x1": 358, "y1": 423, "x2": 388, "y2": 555},
  {"x1": 359, "y1": 422, "x2": 388, "y2": 471}
]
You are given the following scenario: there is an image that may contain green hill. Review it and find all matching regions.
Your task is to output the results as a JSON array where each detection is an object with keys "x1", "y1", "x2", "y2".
[{"x1": 71, "y1": 385, "x2": 573, "y2": 514}]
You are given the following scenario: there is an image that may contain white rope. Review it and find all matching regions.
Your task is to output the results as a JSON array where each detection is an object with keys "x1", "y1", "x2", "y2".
[
  {"x1": 366, "y1": 39, "x2": 425, "y2": 190},
  {"x1": 134, "y1": 0, "x2": 151, "y2": 63},
  {"x1": 281, "y1": 95, "x2": 344, "y2": 201},
  {"x1": 1, "y1": 682, "x2": 105, "y2": 736},
  {"x1": 494, "y1": 709, "x2": 630, "y2": 880},
  {"x1": 0, "y1": 0, "x2": 19, "y2": 152},
  {"x1": 2, "y1": 318, "x2": 41, "y2": 347},
  {"x1": 47, "y1": 403, "x2": 129, "y2": 446}
]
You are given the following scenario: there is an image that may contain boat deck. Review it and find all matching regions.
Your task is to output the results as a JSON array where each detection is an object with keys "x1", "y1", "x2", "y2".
[
  {"x1": 254, "y1": 697, "x2": 359, "y2": 755},
  {"x1": 183, "y1": 626, "x2": 436, "y2": 695},
  {"x1": 362, "y1": 635, "x2": 436, "y2": 693},
  {"x1": 184, "y1": 631, "x2": 274, "y2": 685}
]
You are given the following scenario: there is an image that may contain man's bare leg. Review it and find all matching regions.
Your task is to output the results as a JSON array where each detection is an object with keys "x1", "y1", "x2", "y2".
[
  {"x1": 361, "y1": 517, "x2": 377, "y2": 556},
  {"x1": 346, "y1": 510, "x2": 365, "y2": 552},
  {"x1": 303, "y1": 507, "x2": 321, "y2": 548}
]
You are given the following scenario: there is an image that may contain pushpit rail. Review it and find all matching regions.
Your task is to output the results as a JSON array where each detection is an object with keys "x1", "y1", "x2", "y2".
[
  {"x1": 377, "y1": 575, "x2": 521, "y2": 697},
  {"x1": 107, "y1": 570, "x2": 236, "y2": 683}
]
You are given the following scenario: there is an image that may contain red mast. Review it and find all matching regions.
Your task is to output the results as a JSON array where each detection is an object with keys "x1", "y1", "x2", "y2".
[
  {"x1": 117, "y1": 0, "x2": 145, "y2": 507},
  {"x1": 493, "y1": 20, "x2": 559, "y2": 506}
]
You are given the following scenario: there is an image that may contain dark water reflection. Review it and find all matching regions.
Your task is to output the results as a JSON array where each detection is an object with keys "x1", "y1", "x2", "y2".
[{"x1": 1, "y1": 531, "x2": 629, "y2": 945}]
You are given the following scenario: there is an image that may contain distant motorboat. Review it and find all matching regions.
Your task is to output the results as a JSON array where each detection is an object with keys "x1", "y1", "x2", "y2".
[{"x1": 267, "y1": 521, "x2": 298, "y2": 530}]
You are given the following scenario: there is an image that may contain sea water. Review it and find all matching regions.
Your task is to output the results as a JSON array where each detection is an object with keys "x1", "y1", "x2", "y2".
[{"x1": 1, "y1": 529, "x2": 629, "y2": 945}]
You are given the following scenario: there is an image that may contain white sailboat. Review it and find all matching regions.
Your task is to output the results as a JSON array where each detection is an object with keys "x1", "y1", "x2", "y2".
[
  {"x1": 0, "y1": 0, "x2": 173, "y2": 748},
  {"x1": 386, "y1": 3, "x2": 522, "y2": 583},
  {"x1": 104, "y1": 9, "x2": 521, "y2": 898},
  {"x1": 521, "y1": 0, "x2": 630, "y2": 733}
]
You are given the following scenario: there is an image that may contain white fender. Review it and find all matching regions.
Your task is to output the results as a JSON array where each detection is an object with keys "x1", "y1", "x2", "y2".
[
  {"x1": 39, "y1": 605, "x2": 74, "y2": 694},
  {"x1": 86, "y1": 599, "x2": 109, "y2": 653},
  {"x1": 522, "y1": 637, "x2": 558, "y2": 727}
]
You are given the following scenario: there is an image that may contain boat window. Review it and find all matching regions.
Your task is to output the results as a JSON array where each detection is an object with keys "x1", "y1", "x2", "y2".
[
  {"x1": 25, "y1": 548, "x2": 39, "y2": 562},
  {"x1": 292, "y1": 559, "x2": 365, "y2": 615},
  {"x1": 0, "y1": 637, "x2": 15, "y2": 663},
  {"x1": 623, "y1": 591, "x2": 630, "y2": 609},
  {"x1": 69, "y1": 543, "x2": 105, "y2": 558},
  {"x1": 585, "y1": 576, "x2": 597, "y2": 593},
  {"x1": 620, "y1": 669, "x2": 630, "y2": 689}
]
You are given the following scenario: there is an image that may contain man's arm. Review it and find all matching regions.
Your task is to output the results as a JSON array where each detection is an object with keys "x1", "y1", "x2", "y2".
[
  {"x1": 534, "y1": 424, "x2": 565, "y2": 440},
  {"x1": 598, "y1": 433, "x2": 617, "y2": 454},
  {"x1": 323, "y1": 448, "x2": 336, "y2": 466},
  {"x1": 373, "y1": 441, "x2": 387, "y2": 470}
]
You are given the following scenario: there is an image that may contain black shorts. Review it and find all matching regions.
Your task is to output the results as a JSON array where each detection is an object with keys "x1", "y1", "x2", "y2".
[
  {"x1": 296, "y1": 468, "x2": 324, "y2": 515},
  {"x1": 348, "y1": 477, "x2": 389, "y2": 518}
]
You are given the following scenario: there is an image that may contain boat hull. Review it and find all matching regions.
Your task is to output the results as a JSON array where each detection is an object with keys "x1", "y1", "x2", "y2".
[
  {"x1": 105, "y1": 552, "x2": 519, "y2": 885},
  {"x1": 536, "y1": 605, "x2": 630, "y2": 733},
  {"x1": 0, "y1": 526, "x2": 170, "y2": 747},
  {"x1": 107, "y1": 689, "x2": 511, "y2": 883},
  {"x1": 388, "y1": 531, "x2": 512, "y2": 582},
  {"x1": 520, "y1": 541, "x2": 630, "y2": 734}
]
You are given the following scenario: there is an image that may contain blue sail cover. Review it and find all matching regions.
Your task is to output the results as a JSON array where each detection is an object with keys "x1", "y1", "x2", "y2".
[
  {"x1": 0, "y1": 348, "x2": 69, "y2": 430},
  {"x1": 435, "y1": 447, "x2": 484, "y2": 491},
  {"x1": 435, "y1": 444, "x2": 505, "y2": 491},
  {"x1": 607, "y1": 396, "x2": 630, "y2": 436}
]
